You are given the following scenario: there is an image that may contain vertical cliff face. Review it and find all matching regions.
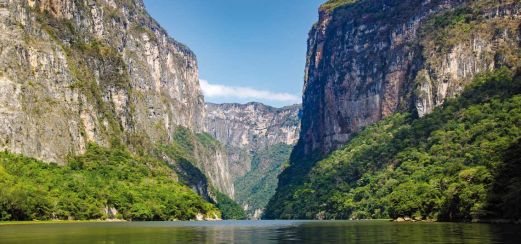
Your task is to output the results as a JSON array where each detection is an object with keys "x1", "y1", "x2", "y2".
[
  {"x1": 0, "y1": 0, "x2": 204, "y2": 164},
  {"x1": 205, "y1": 102, "x2": 301, "y2": 178},
  {"x1": 296, "y1": 0, "x2": 521, "y2": 160},
  {"x1": 205, "y1": 102, "x2": 301, "y2": 218},
  {"x1": 0, "y1": 0, "x2": 237, "y2": 199},
  {"x1": 192, "y1": 136, "x2": 235, "y2": 199},
  {"x1": 414, "y1": 1, "x2": 521, "y2": 116},
  {"x1": 267, "y1": 0, "x2": 521, "y2": 219}
]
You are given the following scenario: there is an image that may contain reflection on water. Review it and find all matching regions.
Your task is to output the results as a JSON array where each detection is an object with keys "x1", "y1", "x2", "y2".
[{"x1": 0, "y1": 220, "x2": 520, "y2": 243}]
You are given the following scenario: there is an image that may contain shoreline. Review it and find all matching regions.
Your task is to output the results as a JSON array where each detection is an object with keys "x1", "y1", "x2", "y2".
[
  {"x1": 0, "y1": 219, "x2": 127, "y2": 226},
  {"x1": 0, "y1": 219, "x2": 226, "y2": 226},
  {"x1": 392, "y1": 218, "x2": 521, "y2": 225},
  {"x1": 2, "y1": 219, "x2": 520, "y2": 226}
]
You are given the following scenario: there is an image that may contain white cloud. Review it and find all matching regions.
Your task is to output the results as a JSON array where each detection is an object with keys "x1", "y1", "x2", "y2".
[{"x1": 200, "y1": 79, "x2": 301, "y2": 104}]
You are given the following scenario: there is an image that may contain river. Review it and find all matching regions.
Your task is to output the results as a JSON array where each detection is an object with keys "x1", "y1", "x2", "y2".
[{"x1": 1, "y1": 220, "x2": 520, "y2": 243}]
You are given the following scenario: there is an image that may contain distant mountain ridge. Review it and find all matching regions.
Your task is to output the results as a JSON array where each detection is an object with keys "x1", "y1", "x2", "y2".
[{"x1": 205, "y1": 102, "x2": 301, "y2": 219}]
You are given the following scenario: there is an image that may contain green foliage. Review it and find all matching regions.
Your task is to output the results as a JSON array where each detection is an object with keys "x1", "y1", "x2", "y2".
[
  {"x1": 429, "y1": 7, "x2": 474, "y2": 30},
  {"x1": 486, "y1": 140, "x2": 521, "y2": 219},
  {"x1": 160, "y1": 127, "x2": 219, "y2": 196},
  {"x1": 419, "y1": 6, "x2": 477, "y2": 53},
  {"x1": 168, "y1": 127, "x2": 221, "y2": 156},
  {"x1": 159, "y1": 128, "x2": 211, "y2": 202},
  {"x1": 214, "y1": 191, "x2": 246, "y2": 220},
  {"x1": 235, "y1": 144, "x2": 292, "y2": 217},
  {"x1": 196, "y1": 133, "x2": 221, "y2": 149},
  {"x1": 160, "y1": 127, "x2": 244, "y2": 218},
  {"x1": 267, "y1": 68, "x2": 521, "y2": 221},
  {"x1": 320, "y1": 0, "x2": 359, "y2": 12},
  {"x1": 0, "y1": 144, "x2": 219, "y2": 221}
]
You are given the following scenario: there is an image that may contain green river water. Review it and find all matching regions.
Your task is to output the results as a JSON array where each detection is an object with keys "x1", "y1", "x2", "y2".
[{"x1": 0, "y1": 220, "x2": 520, "y2": 243}]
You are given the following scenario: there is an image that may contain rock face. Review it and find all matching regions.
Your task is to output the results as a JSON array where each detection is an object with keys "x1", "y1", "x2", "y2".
[
  {"x1": 205, "y1": 102, "x2": 300, "y2": 218},
  {"x1": 0, "y1": 0, "x2": 233, "y2": 198},
  {"x1": 0, "y1": 0, "x2": 204, "y2": 162},
  {"x1": 295, "y1": 0, "x2": 521, "y2": 160},
  {"x1": 268, "y1": 0, "x2": 521, "y2": 218},
  {"x1": 160, "y1": 127, "x2": 235, "y2": 199},
  {"x1": 191, "y1": 136, "x2": 235, "y2": 199},
  {"x1": 205, "y1": 102, "x2": 301, "y2": 178}
]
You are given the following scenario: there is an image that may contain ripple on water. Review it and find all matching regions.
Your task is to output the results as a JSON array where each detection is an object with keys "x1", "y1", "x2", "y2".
[{"x1": 0, "y1": 220, "x2": 520, "y2": 243}]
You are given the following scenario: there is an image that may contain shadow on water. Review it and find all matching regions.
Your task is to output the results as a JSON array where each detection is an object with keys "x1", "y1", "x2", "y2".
[
  {"x1": 1, "y1": 220, "x2": 521, "y2": 243},
  {"x1": 275, "y1": 221, "x2": 521, "y2": 244}
]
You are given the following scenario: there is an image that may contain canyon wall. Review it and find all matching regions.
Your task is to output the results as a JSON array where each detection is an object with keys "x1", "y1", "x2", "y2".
[
  {"x1": 294, "y1": 0, "x2": 521, "y2": 161},
  {"x1": 0, "y1": 0, "x2": 234, "y2": 198},
  {"x1": 205, "y1": 102, "x2": 300, "y2": 218},
  {"x1": 206, "y1": 102, "x2": 300, "y2": 178},
  {"x1": 268, "y1": 0, "x2": 521, "y2": 219}
]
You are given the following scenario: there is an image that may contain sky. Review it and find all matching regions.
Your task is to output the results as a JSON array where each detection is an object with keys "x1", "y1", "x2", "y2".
[{"x1": 143, "y1": 0, "x2": 325, "y2": 107}]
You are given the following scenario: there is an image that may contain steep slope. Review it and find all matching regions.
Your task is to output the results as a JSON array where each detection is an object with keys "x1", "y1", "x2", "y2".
[
  {"x1": 233, "y1": 143, "x2": 293, "y2": 219},
  {"x1": 266, "y1": 69, "x2": 521, "y2": 221},
  {"x1": 267, "y1": 0, "x2": 521, "y2": 219},
  {"x1": 205, "y1": 102, "x2": 300, "y2": 218},
  {"x1": 296, "y1": 0, "x2": 520, "y2": 160},
  {"x1": 0, "y1": 0, "x2": 235, "y2": 208},
  {"x1": 159, "y1": 127, "x2": 235, "y2": 200}
]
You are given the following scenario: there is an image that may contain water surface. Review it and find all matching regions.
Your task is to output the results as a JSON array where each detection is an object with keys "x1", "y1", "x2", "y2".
[{"x1": 1, "y1": 220, "x2": 520, "y2": 243}]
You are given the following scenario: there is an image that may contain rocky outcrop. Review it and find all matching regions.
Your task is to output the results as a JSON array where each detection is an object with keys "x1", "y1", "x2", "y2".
[
  {"x1": 0, "y1": 0, "x2": 204, "y2": 164},
  {"x1": 415, "y1": 1, "x2": 521, "y2": 116},
  {"x1": 160, "y1": 127, "x2": 235, "y2": 199},
  {"x1": 192, "y1": 136, "x2": 235, "y2": 199},
  {"x1": 295, "y1": 0, "x2": 521, "y2": 160},
  {"x1": 205, "y1": 102, "x2": 301, "y2": 218},
  {"x1": 205, "y1": 102, "x2": 300, "y2": 178}
]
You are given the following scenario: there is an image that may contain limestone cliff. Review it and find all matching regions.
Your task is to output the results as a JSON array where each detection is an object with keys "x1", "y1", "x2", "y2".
[
  {"x1": 0, "y1": 0, "x2": 203, "y2": 162},
  {"x1": 205, "y1": 102, "x2": 300, "y2": 178},
  {"x1": 0, "y1": 0, "x2": 233, "y2": 199},
  {"x1": 268, "y1": 0, "x2": 521, "y2": 219},
  {"x1": 295, "y1": 0, "x2": 521, "y2": 160},
  {"x1": 205, "y1": 102, "x2": 300, "y2": 218}
]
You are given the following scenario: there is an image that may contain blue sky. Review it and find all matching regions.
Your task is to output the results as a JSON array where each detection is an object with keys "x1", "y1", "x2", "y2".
[{"x1": 143, "y1": 0, "x2": 324, "y2": 107}]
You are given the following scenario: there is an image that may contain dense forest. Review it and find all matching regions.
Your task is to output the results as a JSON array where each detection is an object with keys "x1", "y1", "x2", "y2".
[
  {"x1": 0, "y1": 127, "x2": 246, "y2": 221},
  {"x1": 234, "y1": 143, "x2": 293, "y2": 217},
  {"x1": 0, "y1": 144, "x2": 218, "y2": 221},
  {"x1": 214, "y1": 190, "x2": 247, "y2": 220},
  {"x1": 265, "y1": 68, "x2": 521, "y2": 221}
]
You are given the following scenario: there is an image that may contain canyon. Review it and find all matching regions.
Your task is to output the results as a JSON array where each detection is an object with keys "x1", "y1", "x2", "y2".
[
  {"x1": 0, "y1": 0, "x2": 235, "y2": 208},
  {"x1": 0, "y1": 0, "x2": 301, "y2": 220},
  {"x1": 1, "y1": 0, "x2": 520, "y2": 223},
  {"x1": 266, "y1": 0, "x2": 521, "y2": 220},
  {"x1": 205, "y1": 102, "x2": 300, "y2": 219}
]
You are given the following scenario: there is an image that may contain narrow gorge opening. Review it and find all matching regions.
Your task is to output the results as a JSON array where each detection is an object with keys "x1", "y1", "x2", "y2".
[{"x1": 1, "y1": 2, "x2": 521, "y2": 242}]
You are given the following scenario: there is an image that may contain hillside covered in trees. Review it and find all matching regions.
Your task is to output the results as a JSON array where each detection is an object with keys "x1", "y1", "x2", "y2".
[
  {"x1": 266, "y1": 68, "x2": 521, "y2": 222},
  {"x1": 0, "y1": 144, "x2": 219, "y2": 221},
  {"x1": 0, "y1": 127, "x2": 246, "y2": 221}
]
